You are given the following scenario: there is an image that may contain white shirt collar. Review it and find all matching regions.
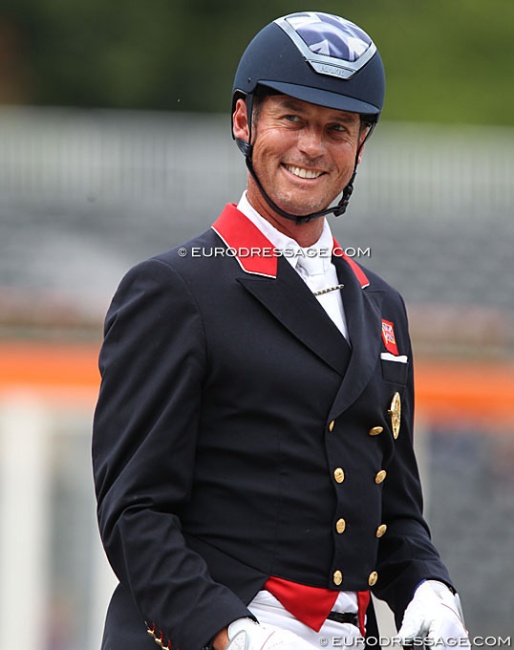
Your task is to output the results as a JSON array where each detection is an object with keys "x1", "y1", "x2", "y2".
[{"x1": 236, "y1": 192, "x2": 334, "y2": 273}]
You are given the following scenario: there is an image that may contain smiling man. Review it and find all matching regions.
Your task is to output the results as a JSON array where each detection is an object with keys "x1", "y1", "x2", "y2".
[
  {"x1": 233, "y1": 94, "x2": 366, "y2": 244},
  {"x1": 93, "y1": 11, "x2": 470, "y2": 650}
]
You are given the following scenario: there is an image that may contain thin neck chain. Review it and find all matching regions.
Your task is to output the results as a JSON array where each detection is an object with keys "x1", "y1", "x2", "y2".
[{"x1": 312, "y1": 283, "x2": 345, "y2": 297}]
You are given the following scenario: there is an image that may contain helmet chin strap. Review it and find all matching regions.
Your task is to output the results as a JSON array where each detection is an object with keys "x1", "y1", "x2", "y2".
[{"x1": 236, "y1": 122, "x2": 373, "y2": 225}]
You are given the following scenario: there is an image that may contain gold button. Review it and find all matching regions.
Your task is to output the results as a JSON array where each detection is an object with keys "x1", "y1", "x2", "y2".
[
  {"x1": 368, "y1": 571, "x2": 378, "y2": 587},
  {"x1": 328, "y1": 420, "x2": 335, "y2": 432},
  {"x1": 333, "y1": 570, "x2": 343, "y2": 586},
  {"x1": 376, "y1": 524, "x2": 387, "y2": 538},
  {"x1": 369, "y1": 426, "x2": 383, "y2": 436},
  {"x1": 333, "y1": 467, "x2": 345, "y2": 483},
  {"x1": 375, "y1": 470, "x2": 387, "y2": 484},
  {"x1": 335, "y1": 518, "x2": 346, "y2": 534},
  {"x1": 388, "y1": 392, "x2": 401, "y2": 439}
]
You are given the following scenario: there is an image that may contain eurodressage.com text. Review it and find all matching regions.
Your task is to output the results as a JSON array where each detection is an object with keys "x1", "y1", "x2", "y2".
[
  {"x1": 177, "y1": 246, "x2": 372, "y2": 259},
  {"x1": 317, "y1": 636, "x2": 511, "y2": 648}
]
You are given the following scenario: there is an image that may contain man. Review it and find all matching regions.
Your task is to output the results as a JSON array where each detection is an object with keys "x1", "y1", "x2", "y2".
[{"x1": 93, "y1": 11, "x2": 470, "y2": 650}]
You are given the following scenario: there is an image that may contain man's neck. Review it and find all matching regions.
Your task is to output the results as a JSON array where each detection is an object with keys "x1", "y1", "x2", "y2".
[{"x1": 245, "y1": 187, "x2": 325, "y2": 248}]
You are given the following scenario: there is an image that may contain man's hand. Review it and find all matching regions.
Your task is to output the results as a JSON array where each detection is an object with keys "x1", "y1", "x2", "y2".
[
  {"x1": 398, "y1": 580, "x2": 470, "y2": 649},
  {"x1": 220, "y1": 617, "x2": 314, "y2": 650}
]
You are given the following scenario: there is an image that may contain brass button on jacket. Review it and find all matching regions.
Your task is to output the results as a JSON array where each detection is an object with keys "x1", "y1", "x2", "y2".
[
  {"x1": 368, "y1": 571, "x2": 378, "y2": 587},
  {"x1": 388, "y1": 392, "x2": 401, "y2": 439},
  {"x1": 376, "y1": 524, "x2": 387, "y2": 538},
  {"x1": 333, "y1": 570, "x2": 343, "y2": 586},
  {"x1": 328, "y1": 420, "x2": 335, "y2": 432},
  {"x1": 368, "y1": 426, "x2": 383, "y2": 436},
  {"x1": 375, "y1": 469, "x2": 387, "y2": 484},
  {"x1": 335, "y1": 518, "x2": 346, "y2": 534},
  {"x1": 333, "y1": 467, "x2": 345, "y2": 484}
]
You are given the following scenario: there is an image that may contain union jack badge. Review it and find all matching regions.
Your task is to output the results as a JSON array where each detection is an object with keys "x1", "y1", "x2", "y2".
[{"x1": 381, "y1": 319, "x2": 399, "y2": 356}]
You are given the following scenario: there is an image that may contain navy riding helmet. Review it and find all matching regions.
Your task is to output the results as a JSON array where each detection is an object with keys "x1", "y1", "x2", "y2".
[{"x1": 231, "y1": 12, "x2": 386, "y2": 222}]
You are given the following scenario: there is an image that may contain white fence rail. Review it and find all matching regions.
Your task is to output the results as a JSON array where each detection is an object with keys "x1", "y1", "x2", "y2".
[
  {"x1": 0, "y1": 393, "x2": 116, "y2": 650},
  {"x1": 0, "y1": 107, "x2": 512, "y2": 221}
]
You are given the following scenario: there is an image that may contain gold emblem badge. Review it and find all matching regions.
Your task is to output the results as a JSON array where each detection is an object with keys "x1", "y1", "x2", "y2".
[{"x1": 388, "y1": 392, "x2": 401, "y2": 439}]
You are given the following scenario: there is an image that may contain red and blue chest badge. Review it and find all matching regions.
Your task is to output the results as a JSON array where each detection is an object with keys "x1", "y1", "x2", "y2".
[{"x1": 381, "y1": 319, "x2": 399, "y2": 356}]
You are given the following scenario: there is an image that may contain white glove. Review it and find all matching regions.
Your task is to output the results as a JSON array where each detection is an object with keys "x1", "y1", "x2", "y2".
[
  {"x1": 226, "y1": 617, "x2": 314, "y2": 650},
  {"x1": 398, "y1": 580, "x2": 470, "y2": 649}
]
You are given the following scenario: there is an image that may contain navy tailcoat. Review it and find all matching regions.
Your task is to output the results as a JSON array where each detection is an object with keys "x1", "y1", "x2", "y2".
[{"x1": 93, "y1": 204, "x2": 452, "y2": 650}]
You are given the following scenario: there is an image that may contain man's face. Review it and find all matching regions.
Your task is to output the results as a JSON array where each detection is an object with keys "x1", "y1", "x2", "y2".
[{"x1": 233, "y1": 94, "x2": 367, "y2": 219}]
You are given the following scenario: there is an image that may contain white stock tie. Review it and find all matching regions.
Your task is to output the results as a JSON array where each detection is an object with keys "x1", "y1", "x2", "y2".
[
  {"x1": 295, "y1": 250, "x2": 327, "y2": 294},
  {"x1": 295, "y1": 249, "x2": 349, "y2": 340}
]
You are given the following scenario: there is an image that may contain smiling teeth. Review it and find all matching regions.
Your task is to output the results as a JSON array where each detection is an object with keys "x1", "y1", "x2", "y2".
[{"x1": 285, "y1": 165, "x2": 323, "y2": 179}]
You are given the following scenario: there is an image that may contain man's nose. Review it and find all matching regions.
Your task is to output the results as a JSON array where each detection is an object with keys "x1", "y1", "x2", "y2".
[{"x1": 297, "y1": 126, "x2": 326, "y2": 157}]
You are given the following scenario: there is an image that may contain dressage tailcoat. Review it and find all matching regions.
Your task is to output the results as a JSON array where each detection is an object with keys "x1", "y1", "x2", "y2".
[{"x1": 93, "y1": 204, "x2": 452, "y2": 650}]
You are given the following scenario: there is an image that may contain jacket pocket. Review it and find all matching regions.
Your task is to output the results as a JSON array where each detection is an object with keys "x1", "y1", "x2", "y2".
[{"x1": 381, "y1": 358, "x2": 409, "y2": 384}]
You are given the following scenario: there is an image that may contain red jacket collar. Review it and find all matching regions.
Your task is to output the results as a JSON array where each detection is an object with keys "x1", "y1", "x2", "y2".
[
  {"x1": 332, "y1": 239, "x2": 370, "y2": 289},
  {"x1": 212, "y1": 203, "x2": 369, "y2": 288},
  {"x1": 212, "y1": 203, "x2": 278, "y2": 277}
]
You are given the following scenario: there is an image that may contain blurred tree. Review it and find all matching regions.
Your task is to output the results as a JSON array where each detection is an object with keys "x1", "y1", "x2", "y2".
[
  {"x1": 0, "y1": 18, "x2": 30, "y2": 103},
  {"x1": 0, "y1": 0, "x2": 512, "y2": 126}
]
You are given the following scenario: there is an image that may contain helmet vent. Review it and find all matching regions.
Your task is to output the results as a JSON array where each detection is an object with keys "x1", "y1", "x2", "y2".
[{"x1": 275, "y1": 12, "x2": 376, "y2": 79}]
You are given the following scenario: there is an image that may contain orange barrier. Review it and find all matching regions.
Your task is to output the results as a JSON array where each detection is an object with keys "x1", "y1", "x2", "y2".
[
  {"x1": 0, "y1": 341, "x2": 513, "y2": 428},
  {"x1": 0, "y1": 341, "x2": 101, "y2": 404},
  {"x1": 414, "y1": 360, "x2": 514, "y2": 430}
]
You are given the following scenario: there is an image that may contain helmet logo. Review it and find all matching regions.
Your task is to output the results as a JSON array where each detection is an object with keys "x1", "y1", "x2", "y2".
[{"x1": 275, "y1": 12, "x2": 376, "y2": 80}]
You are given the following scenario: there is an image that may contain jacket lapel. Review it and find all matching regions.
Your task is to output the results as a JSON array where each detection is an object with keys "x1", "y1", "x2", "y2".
[
  {"x1": 212, "y1": 205, "x2": 350, "y2": 376},
  {"x1": 328, "y1": 255, "x2": 385, "y2": 418},
  {"x1": 212, "y1": 204, "x2": 385, "y2": 388},
  {"x1": 237, "y1": 258, "x2": 351, "y2": 377}
]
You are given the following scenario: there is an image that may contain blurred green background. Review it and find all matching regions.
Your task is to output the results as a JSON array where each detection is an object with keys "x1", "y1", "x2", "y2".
[{"x1": 1, "y1": 0, "x2": 513, "y2": 125}]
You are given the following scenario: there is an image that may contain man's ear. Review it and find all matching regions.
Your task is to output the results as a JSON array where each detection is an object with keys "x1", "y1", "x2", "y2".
[{"x1": 232, "y1": 98, "x2": 250, "y2": 142}]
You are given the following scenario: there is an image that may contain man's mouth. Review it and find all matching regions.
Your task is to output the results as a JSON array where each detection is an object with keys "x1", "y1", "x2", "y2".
[{"x1": 282, "y1": 164, "x2": 325, "y2": 179}]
